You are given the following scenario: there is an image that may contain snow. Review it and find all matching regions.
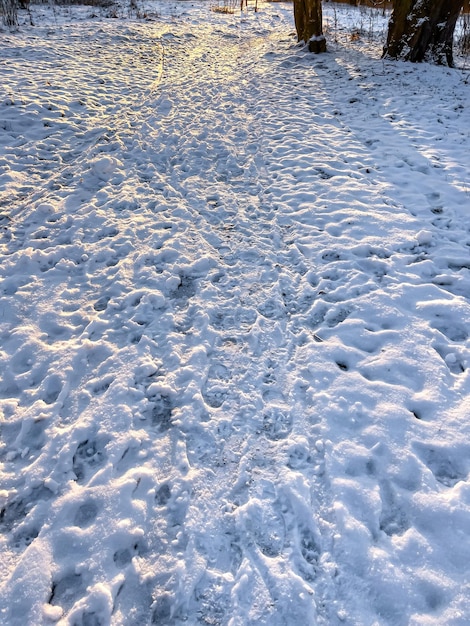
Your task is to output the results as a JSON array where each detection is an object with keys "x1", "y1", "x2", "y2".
[{"x1": 1, "y1": 0, "x2": 470, "y2": 624}]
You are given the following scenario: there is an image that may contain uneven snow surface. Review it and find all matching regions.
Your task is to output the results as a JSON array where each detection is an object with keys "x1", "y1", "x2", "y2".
[{"x1": 1, "y1": 2, "x2": 470, "y2": 624}]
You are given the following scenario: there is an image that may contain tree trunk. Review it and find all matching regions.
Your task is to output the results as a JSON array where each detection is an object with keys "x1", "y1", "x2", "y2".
[
  {"x1": 293, "y1": 0, "x2": 326, "y2": 53},
  {"x1": 429, "y1": 0, "x2": 463, "y2": 66},
  {"x1": 1, "y1": 0, "x2": 18, "y2": 26},
  {"x1": 383, "y1": 0, "x2": 464, "y2": 67}
]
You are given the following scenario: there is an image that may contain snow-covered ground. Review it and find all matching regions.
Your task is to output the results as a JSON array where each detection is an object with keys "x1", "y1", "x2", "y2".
[{"x1": 1, "y1": 1, "x2": 470, "y2": 624}]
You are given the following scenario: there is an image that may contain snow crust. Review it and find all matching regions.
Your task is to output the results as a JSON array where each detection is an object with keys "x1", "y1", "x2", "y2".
[{"x1": 1, "y1": 1, "x2": 470, "y2": 624}]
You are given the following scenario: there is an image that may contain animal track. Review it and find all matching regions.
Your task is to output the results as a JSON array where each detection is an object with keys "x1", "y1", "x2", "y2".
[
  {"x1": 286, "y1": 440, "x2": 313, "y2": 470},
  {"x1": 185, "y1": 427, "x2": 218, "y2": 467},
  {"x1": 299, "y1": 526, "x2": 321, "y2": 566},
  {"x1": 282, "y1": 290, "x2": 315, "y2": 315},
  {"x1": 192, "y1": 574, "x2": 232, "y2": 626},
  {"x1": 292, "y1": 523, "x2": 322, "y2": 583},
  {"x1": 325, "y1": 306, "x2": 352, "y2": 328},
  {"x1": 77, "y1": 610, "x2": 106, "y2": 626},
  {"x1": 16, "y1": 417, "x2": 48, "y2": 453},
  {"x1": 155, "y1": 483, "x2": 171, "y2": 507},
  {"x1": 322, "y1": 250, "x2": 343, "y2": 262},
  {"x1": 227, "y1": 541, "x2": 243, "y2": 576},
  {"x1": 307, "y1": 303, "x2": 328, "y2": 329},
  {"x1": 73, "y1": 437, "x2": 108, "y2": 483},
  {"x1": 114, "y1": 541, "x2": 145, "y2": 568}
]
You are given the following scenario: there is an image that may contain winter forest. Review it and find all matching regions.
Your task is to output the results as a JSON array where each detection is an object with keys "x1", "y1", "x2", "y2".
[{"x1": 1, "y1": 0, "x2": 470, "y2": 624}]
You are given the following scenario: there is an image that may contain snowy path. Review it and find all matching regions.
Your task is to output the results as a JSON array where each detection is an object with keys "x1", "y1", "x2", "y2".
[
  {"x1": 1, "y1": 2, "x2": 470, "y2": 625},
  {"x1": 0, "y1": 21, "x2": 163, "y2": 213}
]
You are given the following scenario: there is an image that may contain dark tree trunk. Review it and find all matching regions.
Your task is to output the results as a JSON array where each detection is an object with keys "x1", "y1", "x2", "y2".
[
  {"x1": 293, "y1": 0, "x2": 326, "y2": 53},
  {"x1": 429, "y1": 0, "x2": 463, "y2": 66},
  {"x1": 1, "y1": 0, "x2": 18, "y2": 26},
  {"x1": 383, "y1": 0, "x2": 464, "y2": 67}
]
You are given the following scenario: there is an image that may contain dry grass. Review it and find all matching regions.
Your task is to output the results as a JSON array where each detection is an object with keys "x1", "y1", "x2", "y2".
[
  {"x1": 211, "y1": 0, "x2": 239, "y2": 13},
  {"x1": 211, "y1": 4, "x2": 235, "y2": 13}
]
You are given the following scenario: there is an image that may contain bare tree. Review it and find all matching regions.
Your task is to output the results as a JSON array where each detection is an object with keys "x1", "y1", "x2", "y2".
[
  {"x1": 383, "y1": 0, "x2": 464, "y2": 66},
  {"x1": 293, "y1": 0, "x2": 326, "y2": 53}
]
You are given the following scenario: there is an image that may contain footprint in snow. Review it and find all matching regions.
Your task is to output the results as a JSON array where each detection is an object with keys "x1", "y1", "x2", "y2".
[
  {"x1": 224, "y1": 540, "x2": 243, "y2": 576},
  {"x1": 89, "y1": 375, "x2": 114, "y2": 396},
  {"x1": 93, "y1": 295, "x2": 110, "y2": 312},
  {"x1": 414, "y1": 442, "x2": 468, "y2": 488},
  {"x1": 155, "y1": 483, "x2": 171, "y2": 507},
  {"x1": 209, "y1": 306, "x2": 257, "y2": 331},
  {"x1": 184, "y1": 426, "x2": 218, "y2": 468},
  {"x1": 257, "y1": 298, "x2": 286, "y2": 320},
  {"x1": 191, "y1": 573, "x2": 232, "y2": 626},
  {"x1": 262, "y1": 406, "x2": 294, "y2": 441},
  {"x1": 49, "y1": 572, "x2": 86, "y2": 612},
  {"x1": 113, "y1": 539, "x2": 146, "y2": 569},
  {"x1": 433, "y1": 343, "x2": 465, "y2": 374},
  {"x1": 435, "y1": 323, "x2": 468, "y2": 345},
  {"x1": 202, "y1": 363, "x2": 231, "y2": 409},
  {"x1": 286, "y1": 440, "x2": 313, "y2": 470},
  {"x1": 246, "y1": 500, "x2": 286, "y2": 558},
  {"x1": 379, "y1": 480, "x2": 410, "y2": 537},
  {"x1": 15, "y1": 418, "x2": 48, "y2": 454},
  {"x1": 299, "y1": 526, "x2": 321, "y2": 566},
  {"x1": 325, "y1": 306, "x2": 352, "y2": 328},
  {"x1": 151, "y1": 593, "x2": 176, "y2": 625},
  {"x1": 90, "y1": 155, "x2": 122, "y2": 181},
  {"x1": 74, "y1": 500, "x2": 99, "y2": 528},
  {"x1": 0, "y1": 485, "x2": 54, "y2": 533},
  {"x1": 40, "y1": 373, "x2": 63, "y2": 405},
  {"x1": 321, "y1": 249, "x2": 343, "y2": 262},
  {"x1": 11, "y1": 524, "x2": 40, "y2": 550},
  {"x1": 170, "y1": 274, "x2": 197, "y2": 308},
  {"x1": 292, "y1": 524, "x2": 322, "y2": 583},
  {"x1": 144, "y1": 394, "x2": 173, "y2": 432}
]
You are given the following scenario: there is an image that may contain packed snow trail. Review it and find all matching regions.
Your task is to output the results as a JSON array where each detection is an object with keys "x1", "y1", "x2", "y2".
[{"x1": 1, "y1": 2, "x2": 470, "y2": 625}]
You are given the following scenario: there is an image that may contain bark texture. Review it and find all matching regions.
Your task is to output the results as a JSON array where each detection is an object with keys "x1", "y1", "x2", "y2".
[
  {"x1": 383, "y1": 0, "x2": 464, "y2": 66},
  {"x1": 293, "y1": 0, "x2": 326, "y2": 53},
  {"x1": 1, "y1": 0, "x2": 18, "y2": 26}
]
